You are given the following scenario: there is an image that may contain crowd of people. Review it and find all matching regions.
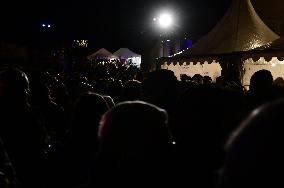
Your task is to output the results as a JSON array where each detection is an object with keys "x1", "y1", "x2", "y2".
[{"x1": 0, "y1": 60, "x2": 283, "y2": 188}]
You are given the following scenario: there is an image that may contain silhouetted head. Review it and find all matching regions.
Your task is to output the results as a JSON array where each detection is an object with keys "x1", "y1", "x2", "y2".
[
  {"x1": 273, "y1": 77, "x2": 284, "y2": 89},
  {"x1": 219, "y1": 99, "x2": 284, "y2": 187},
  {"x1": 180, "y1": 74, "x2": 191, "y2": 82},
  {"x1": 249, "y1": 69, "x2": 273, "y2": 92},
  {"x1": 73, "y1": 92, "x2": 109, "y2": 135},
  {"x1": 95, "y1": 101, "x2": 173, "y2": 186},
  {"x1": 203, "y1": 76, "x2": 212, "y2": 84},
  {"x1": 99, "y1": 101, "x2": 171, "y2": 155},
  {"x1": 0, "y1": 68, "x2": 30, "y2": 106},
  {"x1": 274, "y1": 77, "x2": 284, "y2": 85},
  {"x1": 192, "y1": 74, "x2": 203, "y2": 85}
]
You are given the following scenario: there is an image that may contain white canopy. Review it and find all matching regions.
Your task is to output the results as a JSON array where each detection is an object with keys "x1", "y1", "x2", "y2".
[
  {"x1": 113, "y1": 48, "x2": 141, "y2": 59},
  {"x1": 87, "y1": 48, "x2": 117, "y2": 60},
  {"x1": 113, "y1": 48, "x2": 141, "y2": 67}
]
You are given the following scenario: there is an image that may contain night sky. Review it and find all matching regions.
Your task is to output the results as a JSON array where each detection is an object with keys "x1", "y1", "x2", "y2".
[{"x1": 1, "y1": 0, "x2": 231, "y2": 52}]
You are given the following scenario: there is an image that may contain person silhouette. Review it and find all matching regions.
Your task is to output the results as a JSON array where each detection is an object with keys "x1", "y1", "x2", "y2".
[
  {"x1": 218, "y1": 98, "x2": 284, "y2": 187},
  {"x1": 92, "y1": 101, "x2": 174, "y2": 187},
  {"x1": 0, "y1": 68, "x2": 44, "y2": 188}
]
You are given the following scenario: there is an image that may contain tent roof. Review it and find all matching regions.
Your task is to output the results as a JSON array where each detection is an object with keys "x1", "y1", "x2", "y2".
[
  {"x1": 176, "y1": 0, "x2": 279, "y2": 57},
  {"x1": 113, "y1": 48, "x2": 141, "y2": 59},
  {"x1": 87, "y1": 48, "x2": 117, "y2": 60},
  {"x1": 240, "y1": 37, "x2": 284, "y2": 61},
  {"x1": 255, "y1": 37, "x2": 284, "y2": 51}
]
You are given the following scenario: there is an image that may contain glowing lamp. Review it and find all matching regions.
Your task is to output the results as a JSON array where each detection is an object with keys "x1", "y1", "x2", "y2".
[{"x1": 157, "y1": 13, "x2": 173, "y2": 29}]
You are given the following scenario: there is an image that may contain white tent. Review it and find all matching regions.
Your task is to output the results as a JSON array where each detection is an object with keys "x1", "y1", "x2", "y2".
[
  {"x1": 113, "y1": 48, "x2": 142, "y2": 67},
  {"x1": 87, "y1": 48, "x2": 117, "y2": 61},
  {"x1": 159, "y1": 0, "x2": 279, "y2": 83},
  {"x1": 179, "y1": 0, "x2": 279, "y2": 55}
]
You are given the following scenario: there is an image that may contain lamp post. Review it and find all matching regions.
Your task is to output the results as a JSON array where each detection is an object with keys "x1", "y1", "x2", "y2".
[{"x1": 153, "y1": 12, "x2": 174, "y2": 57}]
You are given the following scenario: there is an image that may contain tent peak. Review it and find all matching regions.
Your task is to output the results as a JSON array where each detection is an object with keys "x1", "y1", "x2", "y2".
[{"x1": 177, "y1": 0, "x2": 279, "y2": 57}]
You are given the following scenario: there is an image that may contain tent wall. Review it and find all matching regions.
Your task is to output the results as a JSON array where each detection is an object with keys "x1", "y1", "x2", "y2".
[
  {"x1": 161, "y1": 61, "x2": 222, "y2": 81},
  {"x1": 242, "y1": 57, "x2": 284, "y2": 89}
]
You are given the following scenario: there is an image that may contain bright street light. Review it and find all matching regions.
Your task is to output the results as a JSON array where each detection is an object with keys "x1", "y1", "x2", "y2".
[
  {"x1": 157, "y1": 12, "x2": 173, "y2": 29},
  {"x1": 152, "y1": 10, "x2": 177, "y2": 58}
]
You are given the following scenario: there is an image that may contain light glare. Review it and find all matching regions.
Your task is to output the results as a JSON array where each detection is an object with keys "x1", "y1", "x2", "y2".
[{"x1": 158, "y1": 13, "x2": 173, "y2": 29}]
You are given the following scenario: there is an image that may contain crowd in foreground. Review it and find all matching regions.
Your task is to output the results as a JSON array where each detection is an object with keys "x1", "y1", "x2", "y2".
[{"x1": 0, "y1": 61, "x2": 283, "y2": 188}]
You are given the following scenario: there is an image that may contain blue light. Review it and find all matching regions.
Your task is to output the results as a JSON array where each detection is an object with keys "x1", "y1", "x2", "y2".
[{"x1": 185, "y1": 38, "x2": 193, "y2": 48}]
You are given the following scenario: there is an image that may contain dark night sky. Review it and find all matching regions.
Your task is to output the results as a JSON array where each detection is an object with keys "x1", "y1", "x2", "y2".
[{"x1": 1, "y1": 0, "x2": 231, "y2": 52}]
